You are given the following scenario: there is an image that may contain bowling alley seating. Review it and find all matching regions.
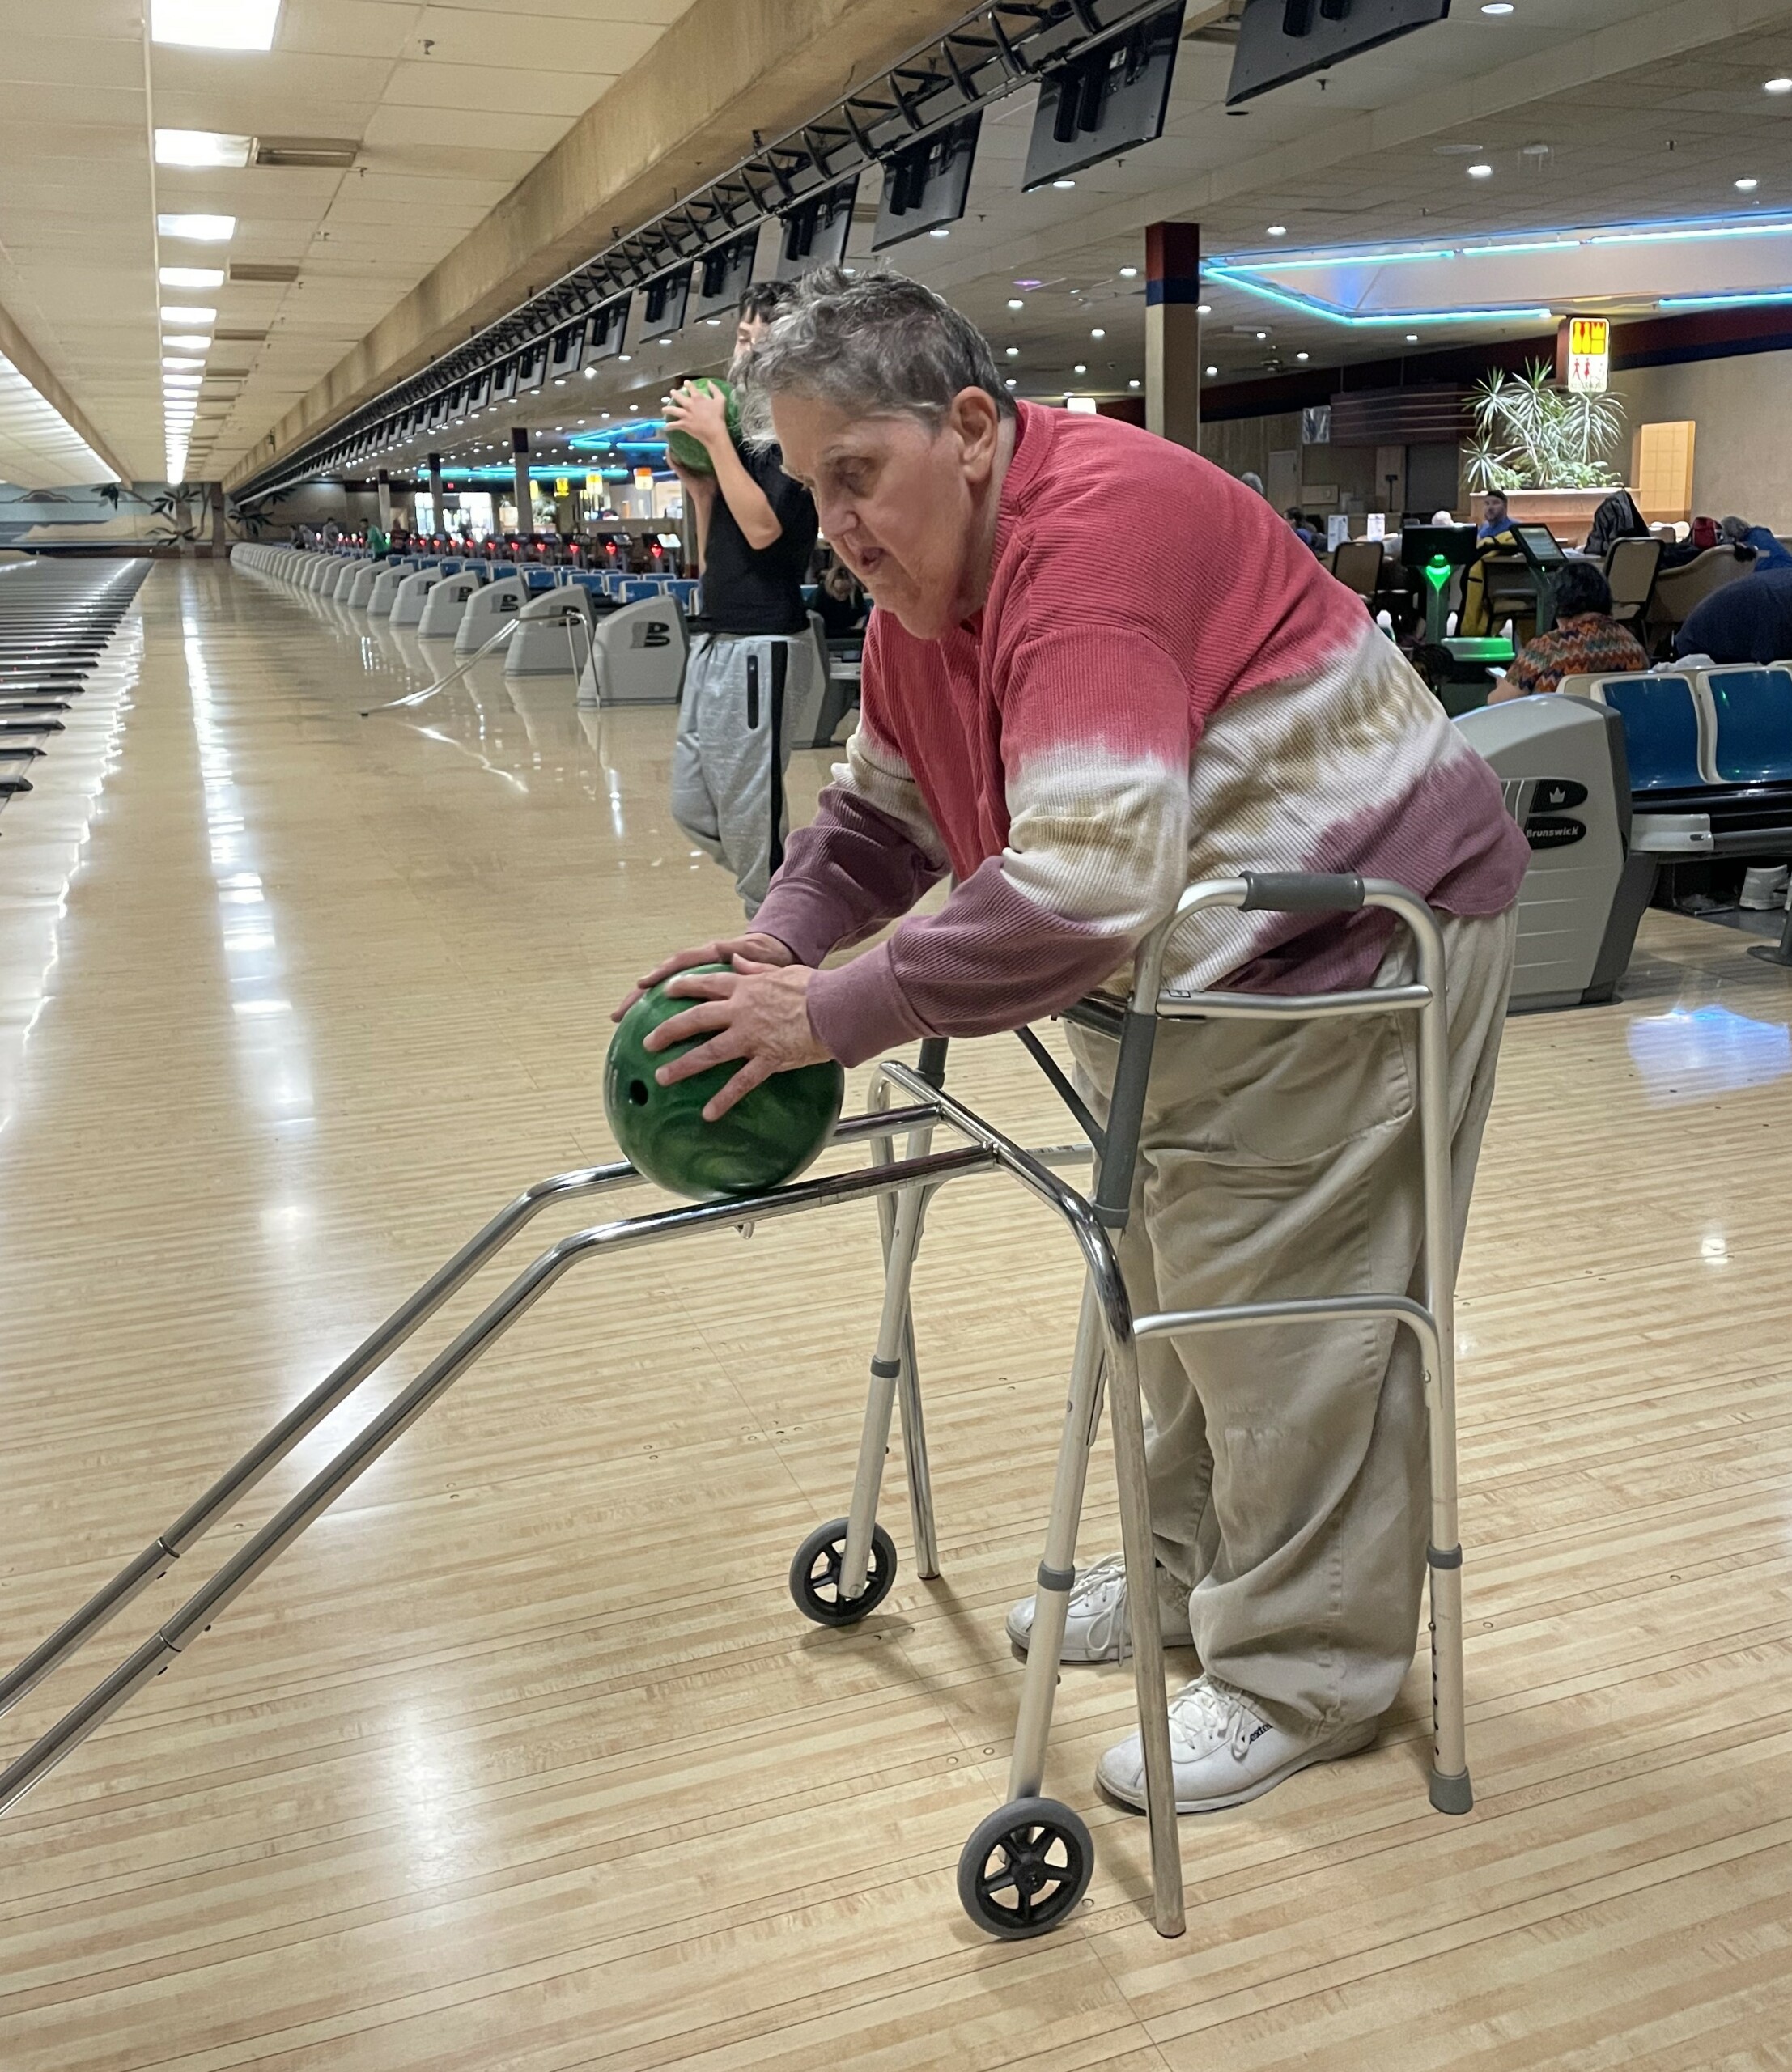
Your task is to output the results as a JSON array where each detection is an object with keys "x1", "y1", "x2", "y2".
[
  {"x1": 1641, "y1": 546, "x2": 1752, "y2": 656},
  {"x1": 1602, "y1": 537, "x2": 1662, "y2": 633},
  {"x1": 1562, "y1": 666, "x2": 1792, "y2": 860},
  {"x1": 1330, "y1": 539, "x2": 1385, "y2": 601}
]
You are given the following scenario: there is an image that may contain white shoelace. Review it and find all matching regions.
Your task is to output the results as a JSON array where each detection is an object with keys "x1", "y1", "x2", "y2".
[
  {"x1": 1065, "y1": 1553, "x2": 1130, "y2": 1652},
  {"x1": 1166, "y1": 1678, "x2": 1269, "y2": 1761}
]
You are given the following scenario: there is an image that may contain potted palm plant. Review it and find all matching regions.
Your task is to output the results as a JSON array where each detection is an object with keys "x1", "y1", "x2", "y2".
[{"x1": 1465, "y1": 361, "x2": 1630, "y2": 545}]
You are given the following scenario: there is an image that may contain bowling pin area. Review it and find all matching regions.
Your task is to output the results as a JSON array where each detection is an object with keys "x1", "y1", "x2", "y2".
[{"x1": 3, "y1": 560, "x2": 1792, "y2": 2065}]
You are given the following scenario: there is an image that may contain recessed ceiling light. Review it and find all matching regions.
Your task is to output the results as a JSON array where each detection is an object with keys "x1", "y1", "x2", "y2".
[
  {"x1": 157, "y1": 214, "x2": 235, "y2": 242},
  {"x1": 159, "y1": 304, "x2": 217, "y2": 325},
  {"x1": 1004, "y1": 377, "x2": 1017, "y2": 388},
  {"x1": 1406, "y1": 333, "x2": 1420, "y2": 342},
  {"x1": 1196, "y1": 303, "x2": 1212, "y2": 316},
  {"x1": 1205, "y1": 365, "x2": 1218, "y2": 376},
  {"x1": 1467, "y1": 163, "x2": 1494, "y2": 179},
  {"x1": 1127, "y1": 377, "x2": 1140, "y2": 388},
  {"x1": 1007, "y1": 297, "x2": 1025, "y2": 309},
  {"x1": 1736, "y1": 176, "x2": 1760, "y2": 192},
  {"x1": 162, "y1": 355, "x2": 204, "y2": 370},
  {"x1": 1052, "y1": 178, "x2": 1076, "y2": 189},
  {"x1": 1005, "y1": 346, "x2": 1019, "y2": 357},
  {"x1": 1480, "y1": 2, "x2": 1513, "y2": 12},
  {"x1": 163, "y1": 332, "x2": 212, "y2": 349},
  {"x1": 154, "y1": 129, "x2": 253, "y2": 168},
  {"x1": 1090, "y1": 327, "x2": 1105, "y2": 338},
  {"x1": 1119, "y1": 265, "x2": 1138, "y2": 279},
  {"x1": 159, "y1": 265, "x2": 224, "y2": 288},
  {"x1": 1297, "y1": 350, "x2": 1310, "y2": 361},
  {"x1": 1255, "y1": 330, "x2": 1268, "y2": 340},
  {"x1": 618, "y1": 355, "x2": 631, "y2": 363},
  {"x1": 1767, "y1": 78, "x2": 1792, "y2": 94},
  {"x1": 928, "y1": 227, "x2": 950, "y2": 239},
  {"x1": 1267, "y1": 225, "x2": 1288, "y2": 237},
  {"x1": 1072, "y1": 363, "x2": 1086, "y2": 373}
]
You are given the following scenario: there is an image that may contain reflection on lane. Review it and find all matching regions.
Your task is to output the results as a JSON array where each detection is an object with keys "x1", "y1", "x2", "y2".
[{"x1": 1626, "y1": 1002, "x2": 1792, "y2": 1107}]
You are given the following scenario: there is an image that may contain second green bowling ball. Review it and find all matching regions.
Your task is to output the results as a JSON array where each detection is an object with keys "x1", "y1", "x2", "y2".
[
  {"x1": 665, "y1": 378, "x2": 739, "y2": 474},
  {"x1": 605, "y1": 963, "x2": 845, "y2": 1200}
]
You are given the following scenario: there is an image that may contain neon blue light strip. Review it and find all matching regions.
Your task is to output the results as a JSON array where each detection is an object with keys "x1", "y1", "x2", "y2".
[
  {"x1": 1588, "y1": 220, "x2": 1792, "y2": 246},
  {"x1": 1459, "y1": 238, "x2": 1585, "y2": 257},
  {"x1": 1203, "y1": 267, "x2": 1553, "y2": 327},
  {"x1": 1224, "y1": 246, "x2": 1459, "y2": 274},
  {"x1": 1657, "y1": 290, "x2": 1792, "y2": 309}
]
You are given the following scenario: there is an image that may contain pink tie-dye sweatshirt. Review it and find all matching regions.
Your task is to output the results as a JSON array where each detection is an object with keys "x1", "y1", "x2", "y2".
[{"x1": 754, "y1": 400, "x2": 1529, "y2": 1068}]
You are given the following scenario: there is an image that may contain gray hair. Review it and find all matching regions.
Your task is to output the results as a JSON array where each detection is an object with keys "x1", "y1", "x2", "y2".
[{"x1": 744, "y1": 265, "x2": 1015, "y2": 443}]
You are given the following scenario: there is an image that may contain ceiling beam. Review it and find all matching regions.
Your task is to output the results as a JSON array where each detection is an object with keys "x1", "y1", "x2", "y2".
[
  {"x1": 227, "y1": 0, "x2": 973, "y2": 493},
  {"x1": 0, "y1": 297, "x2": 133, "y2": 487}
]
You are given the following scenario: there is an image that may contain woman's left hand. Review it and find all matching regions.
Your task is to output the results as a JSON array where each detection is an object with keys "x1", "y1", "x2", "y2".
[{"x1": 642, "y1": 957, "x2": 831, "y2": 1119}]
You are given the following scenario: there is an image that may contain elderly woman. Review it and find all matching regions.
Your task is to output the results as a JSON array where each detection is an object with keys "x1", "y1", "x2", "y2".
[{"x1": 619, "y1": 270, "x2": 1528, "y2": 1815}]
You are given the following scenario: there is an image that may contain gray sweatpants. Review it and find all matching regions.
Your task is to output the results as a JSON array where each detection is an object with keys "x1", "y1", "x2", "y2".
[
  {"x1": 671, "y1": 631, "x2": 817, "y2": 915},
  {"x1": 1066, "y1": 906, "x2": 1517, "y2": 1734}
]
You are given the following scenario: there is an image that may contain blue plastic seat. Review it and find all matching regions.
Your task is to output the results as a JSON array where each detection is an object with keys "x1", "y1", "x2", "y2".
[
  {"x1": 620, "y1": 578, "x2": 660, "y2": 602},
  {"x1": 1595, "y1": 674, "x2": 1707, "y2": 792},
  {"x1": 1705, "y1": 667, "x2": 1792, "y2": 783}
]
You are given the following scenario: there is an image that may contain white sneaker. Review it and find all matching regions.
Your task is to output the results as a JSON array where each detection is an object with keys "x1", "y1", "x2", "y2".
[
  {"x1": 1096, "y1": 1674, "x2": 1377, "y2": 1812},
  {"x1": 1004, "y1": 1552, "x2": 1193, "y2": 1664}
]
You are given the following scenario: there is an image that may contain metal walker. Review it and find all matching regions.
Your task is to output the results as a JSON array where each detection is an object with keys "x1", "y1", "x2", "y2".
[{"x1": 0, "y1": 872, "x2": 1471, "y2": 1941}]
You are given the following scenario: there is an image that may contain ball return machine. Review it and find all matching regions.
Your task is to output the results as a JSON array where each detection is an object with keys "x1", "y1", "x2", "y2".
[{"x1": 0, "y1": 874, "x2": 1472, "y2": 1941}]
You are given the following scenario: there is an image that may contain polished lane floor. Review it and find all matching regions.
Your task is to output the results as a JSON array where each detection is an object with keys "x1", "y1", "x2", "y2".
[{"x1": 2, "y1": 563, "x2": 1790, "y2": 2068}]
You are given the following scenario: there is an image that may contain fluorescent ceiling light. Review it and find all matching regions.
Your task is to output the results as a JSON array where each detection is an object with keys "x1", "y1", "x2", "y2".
[
  {"x1": 155, "y1": 130, "x2": 253, "y2": 169},
  {"x1": 163, "y1": 333, "x2": 213, "y2": 349},
  {"x1": 1467, "y1": 163, "x2": 1494, "y2": 180},
  {"x1": 160, "y1": 304, "x2": 217, "y2": 325},
  {"x1": 158, "y1": 214, "x2": 236, "y2": 242},
  {"x1": 162, "y1": 355, "x2": 205, "y2": 370},
  {"x1": 1768, "y1": 79, "x2": 1792, "y2": 95},
  {"x1": 151, "y1": 0, "x2": 280, "y2": 49},
  {"x1": 1736, "y1": 178, "x2": 1760, "y2": 193},
  {"x1": 159, "y1": 266, "x2": 225, "y2": 288}
]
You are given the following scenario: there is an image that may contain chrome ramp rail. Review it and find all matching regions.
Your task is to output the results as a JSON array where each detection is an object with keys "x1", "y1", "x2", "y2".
[{"x1": 0, "y1": 873, "x2": 1471, "y2": 1950}]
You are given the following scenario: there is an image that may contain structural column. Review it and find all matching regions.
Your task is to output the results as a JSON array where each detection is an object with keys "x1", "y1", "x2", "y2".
[
  {"x1": 427, "y1": 452, "x2": 444, "y2": 534},
  {"x1": 512, "y1": 427, "x2": 533, "y2": 537},
  {"x1": 376, "y1": 469, "x2": 393, "y2": 529},
  {"x1": 1145, "y1": 221, "x2": 1201, "y2": 452}
]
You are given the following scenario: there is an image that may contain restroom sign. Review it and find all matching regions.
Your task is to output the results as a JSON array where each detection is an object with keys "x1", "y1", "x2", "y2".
[{"x1": 1563, "y1": 316, "x2": 1610, "y2": 394}]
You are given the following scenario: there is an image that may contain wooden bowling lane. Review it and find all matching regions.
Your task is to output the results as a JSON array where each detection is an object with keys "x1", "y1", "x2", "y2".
[{"x1": 1, "y1": 561, "x2": 1790, "y2": 2066}]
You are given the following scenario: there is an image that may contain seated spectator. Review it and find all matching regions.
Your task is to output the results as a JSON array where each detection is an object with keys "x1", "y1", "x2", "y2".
[
  {"x1": 1284, "y1": 506, "x2": 1321, "y2": 550},
  {"x1": 1239, "y1": 470, "x2": 1267, "y2": 497},
  {"x1": 1674, "y1": 564, "x2": 1792, "y2": 665},
  {"x1": 1488, "y1": 562, "x2": 1648, "y2": 703},
  {"x1": 1584, "y1": 490, "x2": 1651, "y2": 559},
  {"x1": 815, "y1": 558, "x2": 868, "y2": 639},
  {"x1": 1720, "y1": 515, "x2": 1792, "y2": 571},
  {"x1": 1477, "y1": 489, "x2": 1518, "y2": 541}
]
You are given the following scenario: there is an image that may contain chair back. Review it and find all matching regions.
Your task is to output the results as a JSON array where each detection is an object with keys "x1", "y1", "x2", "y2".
[
  {"x1": 1603, "y1": 537, "x2": 1662, "y2": 620},
  {"x1": 1649, "y1": 546, "x2": 1751, "y2": 630},
  {"x1": 1331, "y1": 540, "x2": 1384, "y2": 597},
  {"x1": 1585, "y1": 673, "x2": 1706, "y2": 791},
  {"x1": 1697, "y1": 664, "x2": 1792, "y2": 783}
]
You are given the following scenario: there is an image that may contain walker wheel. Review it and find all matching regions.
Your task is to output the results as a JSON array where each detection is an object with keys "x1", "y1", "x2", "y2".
[
  {"x1": 957, "y1": 1797, "x2": 1093, "y2": 1939},
  {"x1": 788, "y1": 1518, "x2": 897, "y2": 1626}
]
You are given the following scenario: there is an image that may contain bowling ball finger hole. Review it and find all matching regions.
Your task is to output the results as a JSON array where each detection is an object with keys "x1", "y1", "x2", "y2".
[{"x1": 627, "y1": 1079, "x2": 651, "y2": 1106}]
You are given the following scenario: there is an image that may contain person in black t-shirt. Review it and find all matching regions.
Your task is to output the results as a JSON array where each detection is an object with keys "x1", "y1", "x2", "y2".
[{"x1": 664, "y1": 282, "x2": 822, "y2": 915}]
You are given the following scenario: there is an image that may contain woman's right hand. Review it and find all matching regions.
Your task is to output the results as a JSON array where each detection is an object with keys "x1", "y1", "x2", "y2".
[{"x1": 612, "y1": 933, "x2": 796, "y2": 1020}]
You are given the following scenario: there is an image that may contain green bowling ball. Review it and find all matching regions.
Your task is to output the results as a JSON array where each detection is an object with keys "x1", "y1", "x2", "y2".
[
  {"x1": 605, "y1": 963, "x2": 845, "y2": 1199},
  {"x1": 664, "y1": 378, "x2": 739, "y2": 474}
]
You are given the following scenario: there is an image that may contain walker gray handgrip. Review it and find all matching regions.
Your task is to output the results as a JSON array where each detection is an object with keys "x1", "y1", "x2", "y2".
[{"x1": 1238, "y1": 871, "x2": 1366, "y2": 914}]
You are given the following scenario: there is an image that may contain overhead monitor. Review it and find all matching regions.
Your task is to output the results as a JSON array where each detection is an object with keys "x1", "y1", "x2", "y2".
[
  {"x1": 425, "y1": 393, "x2": 450, "y2": 431},
  {"x1": 584, "y1": 295, "x2": 631, "y2": 363},
  {"x1": 1227, "y1": 0, "x2": 1452, "y2": 108},
  {"x1": 489, "y1": 358, "x2": 518, "y2": 405},
  {"x1": 516, "y1": 341, "x2": 548, "y2": 394},
  {"x1": 873, "y1": 113, "x2": 981, "y2": 248},
  {"x1": 639, "y1": 263, "x2": 692, "y2": 339},
  {"x1": 775, "y1": 175, "x2": 860, "y2": 279},
  {"x1": 688, "y1": 231, "x2": 759, "y2": 325},
  {"x1": 448, "y1": 381, "x2": 472, "y2": 423},
  {"x1": 467, "y1": 368, "x2": 493, "y2": 414},
  {"x1": 1021, "y1": 4, "x2": 1183, "y2": 191},
  {"x1": 546, "y1": 320, "x2": 588, "y2": 384}
]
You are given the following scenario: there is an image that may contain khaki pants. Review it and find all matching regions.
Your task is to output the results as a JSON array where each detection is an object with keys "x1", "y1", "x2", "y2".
[{"x1": 1067, "y1": 906, "x2": 1517, "y2": 1734}]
